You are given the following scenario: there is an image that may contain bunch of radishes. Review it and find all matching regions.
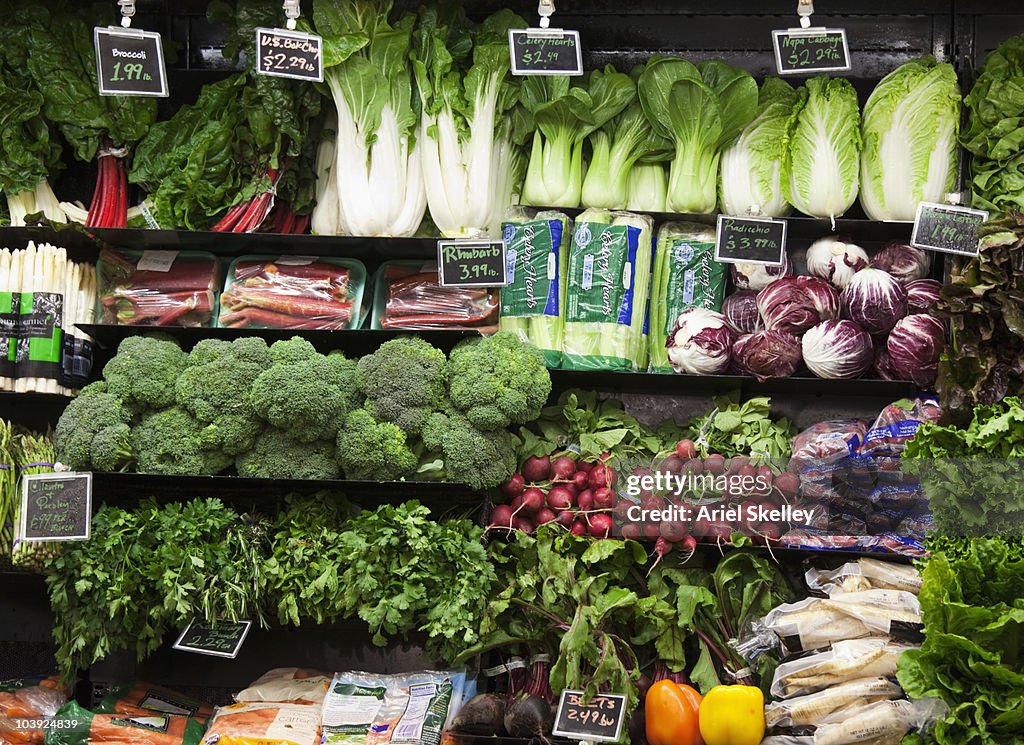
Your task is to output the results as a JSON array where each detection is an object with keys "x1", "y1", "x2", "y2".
[{"x1": 490, "y1": 452, "x2": 619, "y2": 539}]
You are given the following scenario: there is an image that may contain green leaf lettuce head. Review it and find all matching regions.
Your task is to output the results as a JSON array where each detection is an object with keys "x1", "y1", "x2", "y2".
[
  {"x1": 639, "y1": 56, "x2": 758, "y2": 214},
  {"x1": 783, "y1": 75, "x2": 862, "y2": 220},
  {"x1": 962, "y1": 33, "x2": 1024, "y2": 214},
  {"x1": 860, "y1": 57, "x2": 960, "y2": 221},
  {"x1": 718, "y1": 77, "x2": 798, "y2": 218}
]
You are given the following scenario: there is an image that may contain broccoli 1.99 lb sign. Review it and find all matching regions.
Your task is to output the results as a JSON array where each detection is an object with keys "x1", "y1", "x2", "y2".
[
  {"x1": 772, "y1": 28, "x2": 851, "y2": 75},
  {"x1": 173, "y1": 619, "x2": 251, "y2": 659},
  {"x1": 552, "y1": 690, "x2": 626, "y2": 742},
  {"x1": 19, "y1": 473, "x2": 91, "y2": 542},
  {"x1": 94, "y1": 27, "x2": 168, "y2": 97},
  {"x1": 509, "y1": 28, "x2": 584, "y2": 76},
  {"x1": 437, "y1": 240, "x2": 508, "y2": 287},
  {"x1": 911, "y1": 202, "x2": 988, "y2": 257},
  {"x1": 714, "y1": 215, "x2": 788, "y2": 266}
]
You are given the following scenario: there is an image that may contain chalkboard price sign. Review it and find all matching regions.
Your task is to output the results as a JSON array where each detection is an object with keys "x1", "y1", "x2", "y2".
[
  {"x1": 509, "y1": 29, "x2": 584, "y2": 76},
  {"x1": 552, "y1": 690, "x2": 626, "y2": 743},
  {"x1": 173, "y1": 619, "x2": 252, "y2": 659},
  {"x1": 911, "y1": 202, "x2": 988, "y2": 257},
  {"x1": 437, "y1": 240, "x2": 509, "y2": 287},
  {"x1": 94, "y1": 27, "x2": 169, "y2": 97},
  {"x1": 19, "y1": 473, "x2": 91, "y2": 542},
  {"x1": 772, "y1": 28, "x2": 851, "y2": 75},
  {"x1": 255, "y1": 28, "x2": 324, "y2": 82},
  {"x1": 714, "y1": 215, "x2": 788, "y2": 266}
]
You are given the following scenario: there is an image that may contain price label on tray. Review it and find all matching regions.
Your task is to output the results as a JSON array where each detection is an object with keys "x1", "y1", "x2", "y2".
[
  {"x1": 714, "y1": 215, "x2": 788, "y2": 266},
  {"x1": 911, "y1": 202, "x2": 988, "y2": 257},
  {"x1": 552, "y1": 690, "x2": 626, "y2": 743},
  {"x1": 173, "y1": 618, "x2": 251, "y2": 658},
  {"x1": 19, "y1": 472, "x2": 91, "y2": 542},
  {"x1": 94, "y1": 27, "x2": 169, "y2": 97},
  {"x1": 509, "y1": 28, "x2": 584, "y2": 76},
  {"x1": 255, "y1": 28, "x2": 324, "y2": 82},
  {"x1": 437, "y1": 239, "x2": 509, "y2": 287},
  {"x1": 772, "y1": 28, "x2": 851, "y2": 75}
]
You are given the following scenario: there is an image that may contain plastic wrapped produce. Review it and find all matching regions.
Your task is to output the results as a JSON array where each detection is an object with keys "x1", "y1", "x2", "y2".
[
  {"x1": 0, "y1": 676, "x2": 69, "y2": 745},
  {"x1": 499, "y1": 210, "x2": 572, "y2": 367},
  {"x1": 771, "y1": 638, "x2": 914, "y2": 699},
  {"x1": 789, "y1": 419, "x2": 869, "y2": 469},
  {"x1": 219, "y1": 257, "x2": 366, "y2": 330},
  {"x1": 98, "y1": 249, "x2": 220, "y2": 327},
  {"x1": 764, "y1": 677, "x2": 904, "y2": 728},
  {"x1": 805, "y1": 558, "x2": 923, "y2": 595},
  {"x1": 372, "y1": 262, "x2": 498, "y2": 331},
  {"x1": 563, "y1": 210, "x2": 653, "y2": 370}
]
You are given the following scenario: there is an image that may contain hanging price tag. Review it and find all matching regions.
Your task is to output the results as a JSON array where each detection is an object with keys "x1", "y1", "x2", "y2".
[
  {"x1": 552, "y1": 690, "x2": 626, "y2": 743},
  {"x1": 911, "y1": 202, "x2": 988, "y2": 257},
  {"x1": 437, "y1": 240, "x2": 509, "y2": 287},
  {"x1": 772, "y1": 28, "x2": 851, "y2": 75},
  {"x1": 19, "y1": 473, "x2": 91, "y2": 542},
  {"x1": 173, "y1": 619, "x2": 251, "y2": 658},
  {"x1": 714, "y1": 215, "x2": 788, "y2": 266},
  {"x1": 255, "y1": 28, "x2": 324, "y2": 82},
  {"x1": 94, "y1": 27, "x2": 169, "y2": 97},
  {"x1": 509, "y1": 28, "x2": 583, "y2": 75}
]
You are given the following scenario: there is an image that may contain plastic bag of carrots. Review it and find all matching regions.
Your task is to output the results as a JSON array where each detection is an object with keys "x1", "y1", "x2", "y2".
[
  {"x1": 95, "y1": 683, "x2": 214, "y2": 724},
  {"x1": 44, "y1": 701, "x2": 205, "y2": 745},
  {"x1": 0, "y1": 676, "x2": 69, "y2": 745}
]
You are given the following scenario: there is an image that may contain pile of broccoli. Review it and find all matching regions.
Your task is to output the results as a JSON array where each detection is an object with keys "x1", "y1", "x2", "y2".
[{"x1": 55, "y1": 331, "x2": 551, "y2": 490}]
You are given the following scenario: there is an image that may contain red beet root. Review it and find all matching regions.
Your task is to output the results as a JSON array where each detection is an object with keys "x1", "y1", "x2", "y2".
[
  {"x1": 572, "y1": 471, "x2": 589, "y2": 491},
  {"x1": 490, "y1": 504, "x2": 514, "y2": 529},
  {"x1": 515, "y1": 517, "x2": 536, "y2": 534},
  {"x1": 556, "y1": 510, "x2": 575, "y2": 528},
  {"x1": 535, "y1": 508, "x2": 557, "y2": 526},
  {"x1": 570, "y1": 520, "x2": 587, "y2": 536},
  {"x1": 621, "y1": 522, "x2": 642, "y2": 540},
  {"x1": 576, "y1": 489, "x2": 594, "y2": 512},
  {"x1": 704, "y1": 454, "x2": 726, "y2": 475},
  {"x1": 520, "y1": 488, "x2": 546, "y2": 514}
]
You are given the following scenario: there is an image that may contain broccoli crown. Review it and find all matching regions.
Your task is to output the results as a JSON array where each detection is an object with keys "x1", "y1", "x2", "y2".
[
  {"x1": 90, "y1": 423, "x2": 134, "y2": 472},
  {"x1": 327, "y1": 352, "x2": 364, "y2": 413},
  {"x1": 186, "y1": 339, "x2": 233, "y2": 366},
  {"x1": 446, "y1": 332, "x2": 551, "y2": 431},
  {"x1": 356, "y1": 337, "x2": 447, "y2": 435},
  {"x1": 336, "y1": 409, "x2": 417, "y2": 481},
  {"x1": 176, "y1": 338, "x2": 271, "y2": 455},
  {"x1": 55, "y1": 383, "x2": 133, "y2": 470},
  {"x1": 420, "y1": 411, "x2": 518, "y2": 490},
  {"x1": 270, "y1": 336, "x2": 318, "y2": 364},
  {"x1": 250, "y1": 354, "x2": 358, "y2": 443},
  {"x1": 131, "y1": 407, "x2": 232, "y2": 476},
  {"x1": 102, "y1": 335, "x2": 189, "y2": 412},
  {"x1": 235, "y1": 428, "x2": 339, "y2": 480}
]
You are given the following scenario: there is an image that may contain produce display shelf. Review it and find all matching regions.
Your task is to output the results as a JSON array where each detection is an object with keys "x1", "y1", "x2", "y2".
[
  {"x1": 548, "y1": 369, "x2": 922, "y2": 400},
  {"x1": 77, "y1": 324, "x2": 482, "y2": 355},
  {"x1": 90, "y1": 472, "x2": 481, "y2": 512},
  {"x1": 0, "y1": 391, "x2": 75, "y2": 429}
]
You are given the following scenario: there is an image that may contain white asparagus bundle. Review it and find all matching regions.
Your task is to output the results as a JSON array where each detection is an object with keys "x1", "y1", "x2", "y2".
[{"x1": 0, "y1": 248, "x2": 11, "y2": 390}]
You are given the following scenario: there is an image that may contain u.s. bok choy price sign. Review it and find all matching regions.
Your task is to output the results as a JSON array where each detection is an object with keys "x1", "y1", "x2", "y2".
[
  {"x1": 255, "y1": 27, "x2": 324, "y2": 82},
  {"x1": 94, "y1": 27, "x2": 168, "y2": 97}
]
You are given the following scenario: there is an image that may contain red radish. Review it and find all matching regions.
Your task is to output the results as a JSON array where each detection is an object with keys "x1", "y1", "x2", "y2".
[
  {"x1": 659, "y1": 455, "x2": 683, "y2": 474},
  {"x1": 704, "y1": 454, "x2": 726, "y2": 475},
  {"x1": 515, "y1": 517, "x2": 536, "y2": 534},
  {"x1": 634, "y1": 466, "x2": 654, "y2": 478},
  {"x1": 570, "y1": 520, "x2": 587, "y2": 536},
  {"x1": 547, "y1": 486, "x2": 574, "y2": 511},
  {"x1": 660, "y1": 520, "x2": 688, "y2": 541},
  {"x1": 520, "y1": 488, "x2": 546, "y2": 515},
  {"x1": 535, "y1": 508, "x2": 557, "y2": 526},
  {"x1": 707, "y1": 520, "x2": 732, "y2": 540},
  {"x1": 551, "y1": 455, "x2": 576, "y2": 481},
  {"x1": 490, "y1": 504, "x2": 514, "y2": 529},
  {"x1": 576, "y1": 489, "x2": 594, "y2": 513},
  {"x1": 589, "y1": 513, "x2": 614, "y2": 538},
  {"x1": 621, "y1": 523, "x2": 641, "y2": 540},
  {"x1": 679, "y1": 534, "x2": 697, "y2": 555},
  {"x1": 692, "y1": 517, "x2": 710, "y2": 537},
  {"x1": 760, "y1": 522, "x2": 782, "y2": 541},
  {"x1": 738, "y1": 464, "x2": 758, "y2": 482},
  {"x1": 564, "y1": 482, "x2": 579, "y2": 498},
  {"x1": 643, "y1": 523, "x2": 662, "y2": 539},
  {"x1": 728, "y1": 456, "x2": 749, "y2": 474},
  {"x1": 522, "y1": 455, "x2": 551, "y2": 483},
  {"x1": 500, "y1": 473, "x2": 525, "y2": 498},
  {"x1": 588, "y1": 465, "x2": 609, "y2": 490},
  {"x1": 510, "y1": 495, "x2": 524, "y2": 513},
  {"x1": 613, "y1": 500, "x2": 635, "y2": 521},
  {"x1": 640, "y1": 494, "x2": 664, "y2": 513},
  {"x1": 599, "y1": 452, "x2": 613, "y2": 461},
  {"x1": 556, "y1": 510, "x2": 575, "y2": 528},
  {"x1": 741, "y1": 501, "x2": 761, "y2": 531},
  {"x1": 774, "y1": 472, "x2": 799, "y2": 500},
  {"x1": 593, "y1": 487, "x2": 615, "y2": 510},
  {"x1": 576, "y1": 460, "x2": 595, "y2": 473},
  {"x1": 675, "y1": 439, "x2": 696, "y2": 459},
  {"x1": 572, "y1": 471, "x2": 589, "y2": 491},
  {"x1": 654, "y1": 536, "x2": 673, "y2": 559},
  {"x1": 682, "y1": 458, "x2": 704, "y2": 475}
]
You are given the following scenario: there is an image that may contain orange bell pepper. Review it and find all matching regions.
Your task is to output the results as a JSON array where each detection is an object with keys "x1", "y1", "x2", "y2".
[{"x1": 645, "y1": 679, "x2": 703, "y2": 745}]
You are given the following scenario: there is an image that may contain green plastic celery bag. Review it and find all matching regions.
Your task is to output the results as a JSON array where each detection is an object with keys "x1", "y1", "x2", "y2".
[
  {"x1": 499, "y1": 209, "x2": 573, "y2": 368},
  {"x1": 45, "y1": 701, "x2": 206, "y2": 745},
  {"x1": 563, "y1": 209, "x2": 654, "y2": 370},
  {"x1": 649, "y1": 221, "x2": 727, "y2": 372}
]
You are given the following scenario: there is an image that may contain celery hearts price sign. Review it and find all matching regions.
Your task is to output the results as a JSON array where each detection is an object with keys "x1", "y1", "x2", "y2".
[
  {"x1": 773, "y1": 28, "x2": 850, "y2": 75},
  {"x1": 509, "y1": 29, "x2": 583, "y2": 76},
  {"x1": 94, "y1": 28, "x2": 168, "y2": 97},
  {"x1": 173, "y1": 619, "x2": 251, "y2": 659},
  {"x1": 715, "y1": 215, "x2": 788, "y2": 266},
  {"x1": 255, "y1": 28, "x2": 324, "y2": 82},
  {"x1": 911, "y1": 202, "x2": 988, "y2": 257},
  {"x1": 19, "y1": 473, "x2": 91, "y2": 542},
  {"x1": 437, "y1": 240, "x2": 509, "y2": 287},
  {"x1": 552, "y1": 690, "x2": 626, "y2": 743}
]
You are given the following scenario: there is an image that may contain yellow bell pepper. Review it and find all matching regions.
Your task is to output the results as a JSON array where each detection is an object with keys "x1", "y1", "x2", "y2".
[{"x1": 697, "y1": 685, "x2": 764, "y2": 745}]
